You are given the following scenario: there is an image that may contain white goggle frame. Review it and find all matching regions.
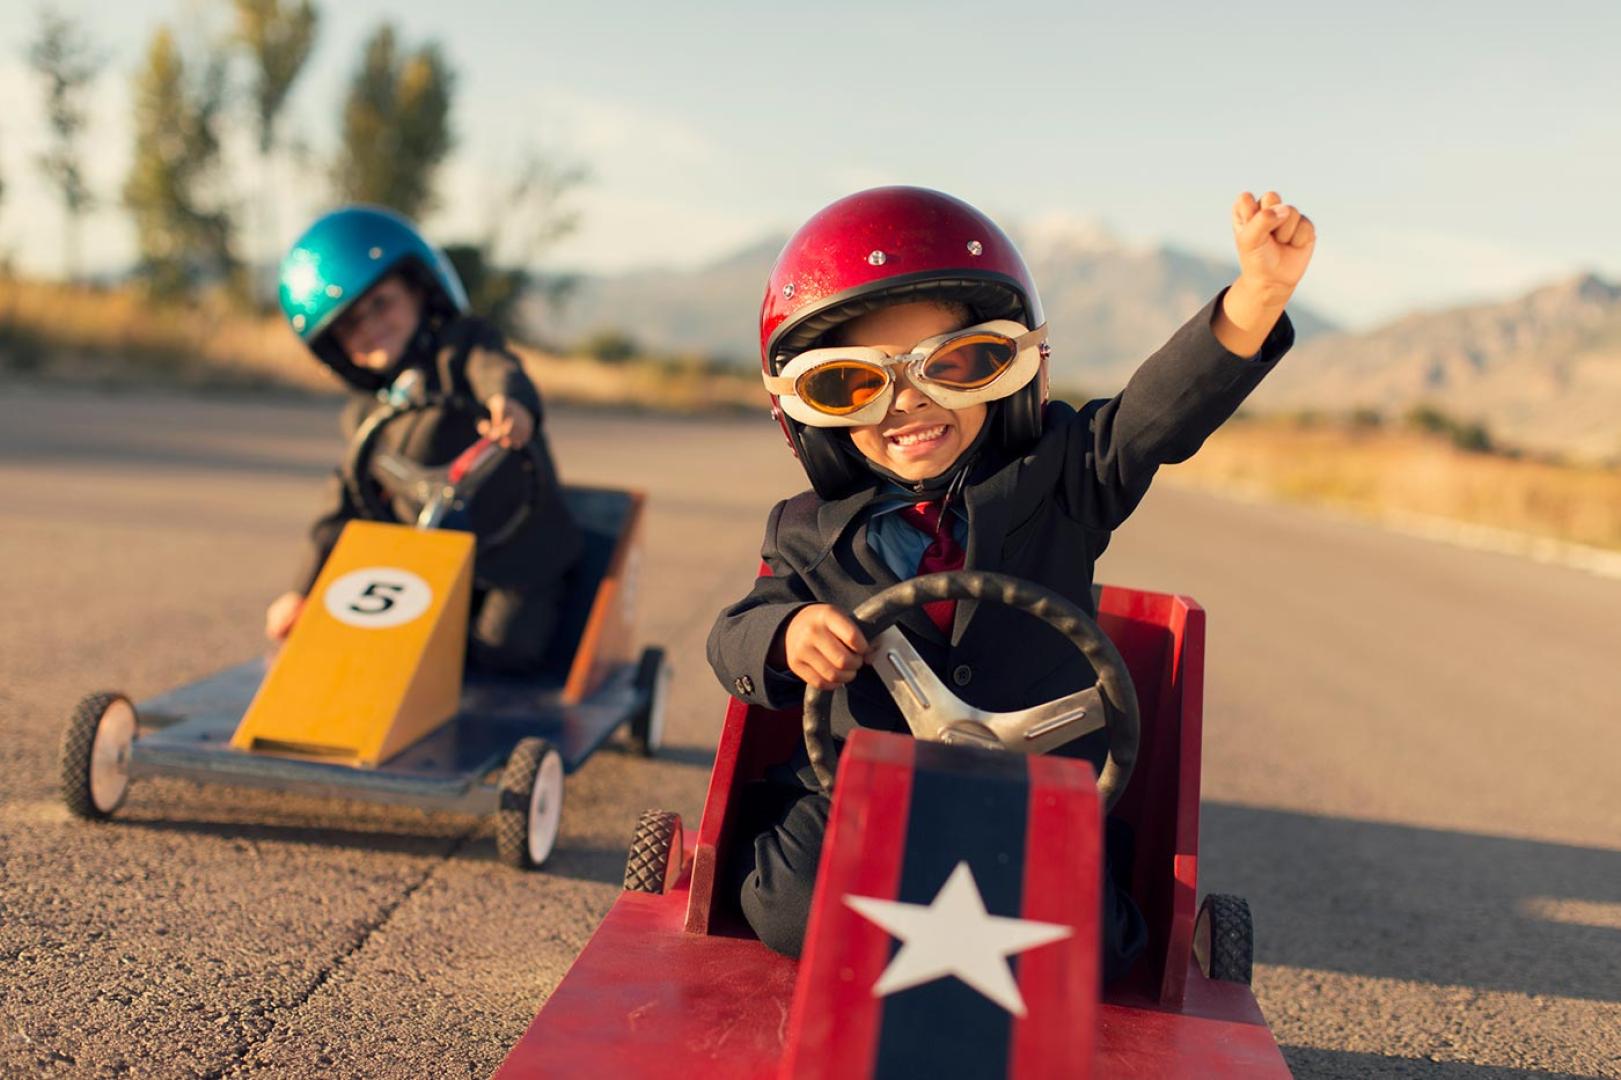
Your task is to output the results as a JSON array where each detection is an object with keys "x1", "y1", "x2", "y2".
[{"x1": 763, "y1": 319, "x2": 1048, "y2": 428}]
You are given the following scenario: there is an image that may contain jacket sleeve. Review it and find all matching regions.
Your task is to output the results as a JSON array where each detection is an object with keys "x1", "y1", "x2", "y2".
[
  {"x1": 706, "y1": 500, "x2": 817, "y2": 709},
  {"x1": 457, "y1": 319, "x2": 544, "y2": 420},
  {"x1": 292, "y1": 395, "x2": 376, "y2": 593},
  {"x1": 292, "y1": 471, "x2": 361, "y2": 593},
  {"x1": 1059, "y1": 289, "x2": 1293, "y2": 530}
]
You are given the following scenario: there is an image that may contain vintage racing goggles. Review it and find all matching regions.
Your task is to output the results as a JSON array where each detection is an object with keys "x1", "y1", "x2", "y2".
[{"x1": 763, "y1": 320, "x2": 1048, "y2": 428}]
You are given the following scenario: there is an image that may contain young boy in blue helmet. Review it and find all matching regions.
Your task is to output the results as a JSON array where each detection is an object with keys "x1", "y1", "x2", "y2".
[
  {"x1": 265, "y1": 205, "x2": 583, "y2": 673},
  {"x1": 708, "y1": 187, "x2": 1315, "y2": 978}
]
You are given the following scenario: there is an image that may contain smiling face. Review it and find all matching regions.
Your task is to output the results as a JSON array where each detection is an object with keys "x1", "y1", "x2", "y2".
[
  {"x1": 329, "y1": 273, "x2": 424, "y2": 371},
  {"x1": 837, "y1": 301, "x2": 988, "y2": 482}
]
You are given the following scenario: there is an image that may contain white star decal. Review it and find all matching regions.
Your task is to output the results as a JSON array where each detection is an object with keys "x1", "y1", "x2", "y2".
[{"x1": 843, "y1": 861, "x2": 1073, "y2": 1016}]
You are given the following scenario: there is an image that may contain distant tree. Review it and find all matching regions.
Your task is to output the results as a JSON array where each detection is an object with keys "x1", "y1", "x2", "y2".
[
  {"x1": 1348, "y1": 406, "x2": 1383, "y2": 430},
  {"x1": 1403, "y1": 403, "x2": 1495, "y2": 454},
  {"x1": 1448, "y1": 420, "x2": 1493, "y2": 454},
  {"x1": 1404, "y1": 403, "x2": 1450, "y2": 435},
  {"x1": 331, "y1": 24, "x2": 454, "y2": 219},
  {"x1": 581, "y1": 329, "x2": 640, "y2": 364},
  {"x1": 26, "y1": 7, "x2": 105, "y2": 282},
  {"x1": 124, "y1": 27, "x2": 239, "y2": 299},
  {"x1": 0, "y1": 127, "x2": 8, "y2": 276},
  {"x1": 233, "y1": 0, "x2": 319, "y2": 275},
  {"x1": 442, "y1": 242, "x2": 528, "y2": 338},
  {"x1": 446, "y1": 149, "x2": 588, "y2": 339}
]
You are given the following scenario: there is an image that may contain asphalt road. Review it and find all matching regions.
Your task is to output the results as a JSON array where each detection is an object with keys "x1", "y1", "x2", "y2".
[{"x1": 1, "y1": 385, "x2": 1616, "y2": 1080}]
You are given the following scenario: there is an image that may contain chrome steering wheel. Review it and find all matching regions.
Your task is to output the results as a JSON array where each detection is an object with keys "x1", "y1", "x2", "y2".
[
  {"x1": 803, "y1": 571, "x2": 1140, "y2": 809},
  {"x1": 343, "y1": 396, "x2": 541, "y2": 552}
]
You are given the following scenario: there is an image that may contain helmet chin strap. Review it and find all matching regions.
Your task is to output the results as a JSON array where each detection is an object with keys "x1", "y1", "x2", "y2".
[{"x1": 840, "y1": 400, "x2": 1001, "y2": 497}]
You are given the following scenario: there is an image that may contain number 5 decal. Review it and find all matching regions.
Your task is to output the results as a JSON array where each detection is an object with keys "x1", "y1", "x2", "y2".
[
  {"x1": 324, "y1": 568, "x2": 434, "y2": 629},
  {"x1": 349, "y1": 581, "x2": 405, "y2": 615}
]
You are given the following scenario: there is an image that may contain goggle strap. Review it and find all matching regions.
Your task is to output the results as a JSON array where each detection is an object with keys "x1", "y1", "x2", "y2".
[{"x1": 1013, "y1": 323, "x2": 1048, "y2": 351}]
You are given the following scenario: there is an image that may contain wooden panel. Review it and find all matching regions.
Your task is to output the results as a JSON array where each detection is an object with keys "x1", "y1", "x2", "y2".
[
  {"x1": 561, "y1": 491, "x2": 645, "y2": 704},
  {"x1": 1010, "y1": 754, "x2": 1101, "y2": 1080},
  {"x1": 782, "y1": 732, "x2": 915, "y2": 1080},
  {"x1": 1095, "y1": 586, "x2": 1206, "y2": 1006},
  {"x1": 683, "y1": 697, "x2": 803, "y2": 936},
  {"x1": 231, "y1": 521, "x2": 473, "y2": 767}
]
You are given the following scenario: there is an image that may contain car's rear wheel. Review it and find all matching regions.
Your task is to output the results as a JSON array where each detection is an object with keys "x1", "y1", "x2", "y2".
[
  {"x1": 623, "y1": 809, "x2": 683, "y2": 894},
  {"x1": 1194, "y1": 893, "x2": 1254, "y2": 984},
  {"x1": 496, "y1": 737, "x2": 564, "y2": 869},
  {"x1": 61, "y1": 692, "x2": 137, "y2": 820}
]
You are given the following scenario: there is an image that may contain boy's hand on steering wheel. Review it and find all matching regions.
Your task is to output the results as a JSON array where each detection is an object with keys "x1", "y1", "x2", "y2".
[
  {"x1": 776, "y1": 604, "x2": 870, "y2": 690},
  {"x1": 478, "y1": 395, "x2": 534, "y2": 448}
]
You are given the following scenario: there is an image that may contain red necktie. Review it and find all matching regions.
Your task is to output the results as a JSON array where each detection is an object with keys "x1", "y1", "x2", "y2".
[{"x1": 896, "y1": 500, "x2": 965, "y2": 634}]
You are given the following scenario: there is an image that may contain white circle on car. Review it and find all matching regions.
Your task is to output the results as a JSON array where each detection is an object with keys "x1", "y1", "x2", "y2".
[{"x1": 323, "y1": 567, "x2": 434, "y2": 629}]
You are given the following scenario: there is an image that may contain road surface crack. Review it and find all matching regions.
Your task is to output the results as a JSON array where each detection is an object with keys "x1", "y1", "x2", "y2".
[{"x1": 202, "y1": 827, "x2": 478, "y2": 1079}]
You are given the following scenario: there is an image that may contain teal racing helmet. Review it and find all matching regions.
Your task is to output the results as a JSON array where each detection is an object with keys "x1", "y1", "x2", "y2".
[{"x1": 278, "y1": 205, "x2": 469, "y2": 389}]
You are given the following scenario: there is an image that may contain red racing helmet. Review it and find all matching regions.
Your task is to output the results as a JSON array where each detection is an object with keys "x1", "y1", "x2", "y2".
[{"x1": 759, "y1": 186, "x2": 1049, "y2": 496}]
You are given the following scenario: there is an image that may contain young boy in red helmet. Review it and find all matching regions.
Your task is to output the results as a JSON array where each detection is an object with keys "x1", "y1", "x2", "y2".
[{"x1": 708, "y1": 186, "x2": 1315, "y2": 977}]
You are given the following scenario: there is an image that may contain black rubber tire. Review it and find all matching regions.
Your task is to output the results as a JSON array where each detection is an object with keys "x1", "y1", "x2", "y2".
[
  {"x1": 495, "y1": 737, "x2": 562, "y2": 869},
  {"x1": 1197, "y1": 893, "x2": 1254, "y2": 985},
  {"x1": 60, "y1": 692, "x2": 132, "y2": 821},
  {"x1": 623, "y1": 809, "x2": 682, "y2": 893},
  {"x1": 627, "y1": 647, "x2": 667, "y2": 758}
]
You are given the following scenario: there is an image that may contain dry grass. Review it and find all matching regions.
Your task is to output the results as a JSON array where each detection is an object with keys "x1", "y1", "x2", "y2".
[
  {"x1": 511, "y1": 347, "x2": 759, "y2": 414},
  {"x1": 0, "y1": 277, "x2": 763, "y2": 412},
  {"x1": 8, "y1": 280, "x2": 1615, "y2": 552},
  {"x1": 0, "y1": 278, "x2": 326, "y2": 390},
  {"x1": 1168, "y1": 420, "x2": 1621, "y2": 552}
]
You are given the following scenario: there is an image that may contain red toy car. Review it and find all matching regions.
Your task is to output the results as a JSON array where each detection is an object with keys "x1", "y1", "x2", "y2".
[{"x1": 493, "y1": 570, "x2": 1291, "y2": 1078}]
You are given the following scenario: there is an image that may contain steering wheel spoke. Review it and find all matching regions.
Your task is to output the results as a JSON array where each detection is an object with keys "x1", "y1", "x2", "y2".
[
  {"x1": 804, "y1": 571, "x2": 1140, "y2": 811},
  {"x1": 447, "y1": 438, "x2": 509, "y2": 501},
  {"x1": 980, "y1": 684, "x2": 1107, "y2": 756},
  {"x1": 369, "y1": 451, "x2": 435, "y2": 502},
  {"x1": 868, "y1": 627, "x2": 972, "y2": 742}
]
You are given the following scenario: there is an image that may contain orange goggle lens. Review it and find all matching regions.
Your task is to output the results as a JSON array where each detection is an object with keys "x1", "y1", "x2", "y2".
[
  {"x1": 795, "y1": 361, "x2": 891, "y2": 415},
  {"x1": 919, "y1": 333, "x2": 1019, "y2": 389},
  {"x1": 789, "y1": 331, "x2": 1024, "y2": 414}
]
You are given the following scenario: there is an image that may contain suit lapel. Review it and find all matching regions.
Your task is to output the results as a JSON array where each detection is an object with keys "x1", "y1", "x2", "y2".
[
  {"x1": 852, "y1": 517, "x2": 947, "y2": 645},
  {"x1": 814, "y1": 484, "x2": 875, "y2": 563},
  {"x1": 815, "y1": 482, "x2": 948, "y2": 646},
  {"x1": 953, "y1": 457, "x2": 1018, "y2": 642}
]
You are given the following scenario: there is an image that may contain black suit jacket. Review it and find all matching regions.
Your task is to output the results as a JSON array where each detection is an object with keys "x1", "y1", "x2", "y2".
[
  {"x1": 294, "y1": 316, "x2": 583, "y2": 593},
  {"x1": 707, "y1": 293, "x2": 1292, "y2": 775}
]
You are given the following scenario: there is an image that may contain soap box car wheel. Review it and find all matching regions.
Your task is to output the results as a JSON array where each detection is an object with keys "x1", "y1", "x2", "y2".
[
  {"x1": 1194, "y1": 893, "x2": 1255, "y2": 985},
  {"x1": 623, "y1": 809, "x2": 684, "y2": 894},
  {"x1": 627, "y1": 647, "x2": 670, "y2": 757},
  {"x1": 61, "y1": 692, "x2": 138, "y2": 820},
  {"x1": 496, "y1": 737, "x2": 564, "y2": 869}
]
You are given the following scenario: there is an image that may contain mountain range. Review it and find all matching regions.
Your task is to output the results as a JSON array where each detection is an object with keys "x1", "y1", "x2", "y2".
[
  {"x1": 529, "y1": 221, "x2": 1338, "y2": 388},
  {"x1": 528, "y1": 227, "x2": 1619, "y2": 463},
  {"x1": 1253, "y1": 273, "x2": 1621, "y2": 462}
]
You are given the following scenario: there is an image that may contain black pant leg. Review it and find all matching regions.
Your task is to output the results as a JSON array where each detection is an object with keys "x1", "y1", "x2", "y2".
[
  {"x1": 733, "y1": 786, "x2": 831, "y2": 959},
  {"x1": 468, "y1": 580, "x2": 563, "y2": 674},
  {"x1": 1102, "y1": 816, "x2": 1149, "y2": 984},
  {"x1": 1101, "y1": 859, "x2": 1149, "y2": 984}
]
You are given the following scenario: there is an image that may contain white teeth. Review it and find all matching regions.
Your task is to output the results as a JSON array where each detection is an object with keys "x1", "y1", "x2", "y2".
[{"x1": 889, "y1": 425, "x2": 947, "y2": 447}]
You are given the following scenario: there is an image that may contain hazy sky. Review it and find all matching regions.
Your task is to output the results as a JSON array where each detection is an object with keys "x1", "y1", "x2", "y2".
[{"x1": 1, "y1": 0, "x2": 1616, "y2": 328}]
